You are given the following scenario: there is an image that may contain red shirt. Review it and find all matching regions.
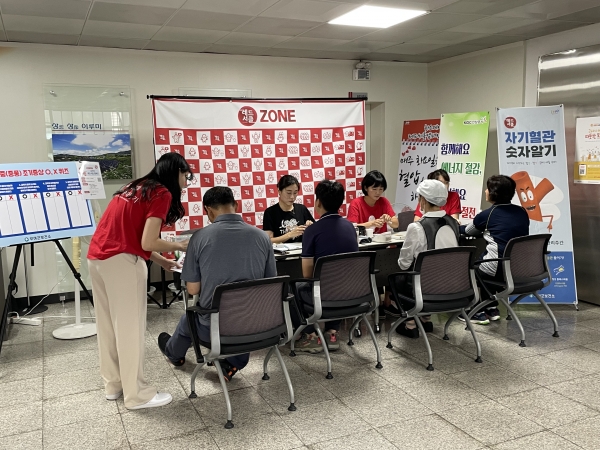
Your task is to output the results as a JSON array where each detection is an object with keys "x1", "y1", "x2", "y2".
[
  {"x1": 347, "y1": 196, "x2": 395, "y2": 233},
  {"x1": 414, "y1": 190, "x2": 462, "y2": 218},
  {"x1": 88, "y1": 185, "x2": 172, "y2": 261}
]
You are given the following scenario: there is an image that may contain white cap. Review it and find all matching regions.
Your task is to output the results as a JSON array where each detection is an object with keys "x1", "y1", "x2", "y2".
[{"x1": 416, "y1": 179, "x2": 448, "y2": 207}]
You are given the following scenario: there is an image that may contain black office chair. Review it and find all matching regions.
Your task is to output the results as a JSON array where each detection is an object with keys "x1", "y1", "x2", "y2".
[
  {"x1": 387, "y1": 246, "x2": 482, "y2": 371},
  {"x1": 460, "y1": 234, "x2": 557, "y2": 347},
  {"x1": 394, "y1": 210, "x2": 415, "y2": 232},
  {"x1": 186, "y1": 276, "x2": 296, "y2": 429},
  {"x1": 289, "y1": 251, "x2": 382, "y2": 379}
]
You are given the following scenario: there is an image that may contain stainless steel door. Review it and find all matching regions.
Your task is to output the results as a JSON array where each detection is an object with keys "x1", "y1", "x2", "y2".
[{"x1": 538, "y1": 44, "x2": 600, "y2": 305}]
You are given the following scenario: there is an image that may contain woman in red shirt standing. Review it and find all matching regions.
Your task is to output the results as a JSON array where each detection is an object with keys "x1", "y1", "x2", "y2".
[
  {"x1": 414, "y1": 169, "x2": 462, "y2": 222},
  {"x1": 347, "y1": 170, "x2": 399, "y2": 233},
  {"x1": 87, "y1": 153, "x2": 189, "y2": 410}
]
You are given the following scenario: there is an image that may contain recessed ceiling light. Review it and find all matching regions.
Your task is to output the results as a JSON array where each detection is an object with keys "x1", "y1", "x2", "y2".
[{"x1": 329, "y1": 5, "x2": 427, "y2": 29}]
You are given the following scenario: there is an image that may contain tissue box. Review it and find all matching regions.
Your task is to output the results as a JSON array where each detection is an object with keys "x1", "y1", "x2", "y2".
[{"x1": 372, "y1": 232, "x2": 392, "y2": 243}]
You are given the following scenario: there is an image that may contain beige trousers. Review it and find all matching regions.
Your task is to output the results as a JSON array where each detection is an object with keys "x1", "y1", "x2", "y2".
[{"x1": 88, "y1": 253, "x2": 156, "y2": 408}]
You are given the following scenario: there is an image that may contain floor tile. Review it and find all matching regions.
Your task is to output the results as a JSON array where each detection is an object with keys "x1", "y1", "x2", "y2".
[
  {"x1": 551, "y1": 323, "x2": 600, "y2": 346},
  {"x1": 501, "y1": 354, "x2": 588, "y2": 386},
  {"x1": 0, "y1": 357, "x2": 43, "y2": 384},
  {"x1": 281, "y1": 399, "x2": 371, "y2": 445},
  {"x1": 172, "y1": 361, "x2": 251, "y2": 398},
  {"x1": 400, "y1": 374, "x2": 488, "y2": 413},
  {"x1": 2, "y1": 324, "x2": 43, "y2": 346},
  {"x1": 43, "y1": 348, "x2": 99, "y2": 376},
  {"x1": 491, "y1": 430, "x2": 581, "y2": 449},
  {"x1": 439, "y1": 400, "x2": 545, "y2": 446},
  {"x1": 255, "y1": 370, "x2": 335, "y2": 411},
  {"x1": 0, "y1": 341, "x2": 43, "y2": 363},
  {"x1": 547, "y1": 374, "x2": 600, "y2": 410},
  {"x1": 458, "y1": 336, "x2": 544, "y2": 364},
  {"x1": 0, "y1": 376, "x2": 42, "y2": 408},
  {"x1": 130, "y1": 430, "x2": 218, "y2": 449},
  {"x1": 0, "y1": 429, "x2": 43, "y2": 449},
  {"x1": 311, "y1": 428, "x2": 398, "y2": 450},
  {"x1": 497, "y1": 387, "x2": 598, "y2": 429},
  {"x1": 553, "y1": 416, "x2": 600, "y2": 449},
  {"x1": 370, "y1": 354, "x2": 444, "y2": 387},
  {"x1": 43, "y1": 367, "x2": 103, "y2": 399},
  {"x1": 411, "y1": 345, "x2": 491, "y2": 375},
  {"x1": 0, "y1": 401, "x2": 42, "y2": 438},
  {"x1": 451, "y1": 366, "x2": 540, "y2": 398},
  {"x1": 542, "y1": 346, "x2": 600, "y2": 374},
  {"x1": 238, "y1": 352, "x2": 307, "y2": 386},
  {"x1": 339, "y1": 386, "x2": 432, "y2": 426},
  {"x1": 43, "y1": 334, "x2": 98, "y2": 357},
  {"x1": 43, "y1": 414, "x2": 128, "y2": 449},
  {"x1": 120, "y1": 399, "x2": 203, "y2": 444},
  {"x1": 43, "y1": 390, "x2": 118, "y2": 428},
  {"x1": 310, "y1": 366, "x2": 393, "y2": 399},
  {"x1": 377, "y1": 413, "x2": 482, "y2": 450},
  {"x1": 208, "y1": 412, "x2": 302, "y2": 450},
  {"x1": 192, "y1": 387, "x2": 275, "y2": 426}
]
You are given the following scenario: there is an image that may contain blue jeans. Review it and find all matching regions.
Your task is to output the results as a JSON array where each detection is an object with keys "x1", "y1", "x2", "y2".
[{"x1": 165, "y1": 314, "x2": 250, "y2": 370}]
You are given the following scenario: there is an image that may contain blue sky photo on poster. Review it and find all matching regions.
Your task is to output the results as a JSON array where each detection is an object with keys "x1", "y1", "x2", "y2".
[{"x1": 51, "y1": 133, "x2": 132, "y2": 180}]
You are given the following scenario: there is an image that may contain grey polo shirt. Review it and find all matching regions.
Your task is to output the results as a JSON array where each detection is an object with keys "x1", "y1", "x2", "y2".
[{"x1": 181, "y1": 213, "x2": 277, "y2": 325}]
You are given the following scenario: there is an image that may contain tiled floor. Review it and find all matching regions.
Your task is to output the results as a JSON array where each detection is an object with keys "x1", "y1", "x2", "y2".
[{"x1": 1, "y1": 298, "x2": 600, "y2": 449}]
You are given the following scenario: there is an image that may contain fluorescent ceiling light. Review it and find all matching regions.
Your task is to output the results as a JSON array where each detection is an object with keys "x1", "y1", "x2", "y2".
[{"x1": 329, "y1": 5, "x2": 427, "y2": 29}]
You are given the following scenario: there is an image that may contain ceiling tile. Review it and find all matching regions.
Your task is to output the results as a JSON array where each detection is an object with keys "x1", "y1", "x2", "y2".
[
  {"x1": 313, "y1": 50, "x2": 369, "y2": 60},
  {"x1": 466, "y1": 34, "x2": 524, "y2": 46},
  {"x1": 204, "y1": 43, "x2": 275, "y2": 56},
  {"x1": 82, "y1": 20, "x2": 160, "y2": 39},
  {"x1": 354, "y1": 27, "x2": 435, "y2": 43},
  {"x1": 273, "y1": 36, "x2": 350, "y2": 50},
  {"x1": 498, "y1": 20, "x2": 589, "y2": 37},
  {"x1": 2, "y1": 15, "x2": 84, "y2": 35},
  {"x1": 88, "y1": 2, "x2": 176, "y2": 25},
  {"x1": 420, "y1": 42, "x2": 488, "y2": 57},
  {"x1": 6, "y1": 30, "x2": 79, "y2": 45},
  {"x1": 152, "y1": 27, "x2": 228, "y2": 43},
  {"x1": 216, "y1": 32, "x2": 291, "y2": 47},
  {"x1": 555, "y1": 5, "x2": 600, "y2": 22},
  {"x1": 99, "y1": 0, "x2": 187, "y2": 7},
  {"x1": 182, "y1": 0, "x2": 279, "y2": 15},
  {"x1": 299, "y1": 24, "x2": 376, "y2": 40},
  {"x1": 235, "y1": 17, "x2": 321, "y2": 36},
  {"x1": 448, "y1": 16, "x2": 542, "y2": 33},
  {"x1": 79, "y1": 35, "x2": 149, "y2": 49},
  {"x1": 435, "y1": 0, "x2": 538, "y2": 16},
  {"x1": 0, "y1": 0, "x2": 91, "y2": 20},
  {"x1": 259, "y1": 0, "x2": 355, "y2": 22},
  {"x1": 260, "y1": 47, "x2": 326, "y2": 58},
  {"x1": 365, "y1": 52, "x2": 438, "y2": 62},
  {"x1": 375, "y1": 42, "x2": 449, "y2": 54},
  {"x1": 497, "y1": 0, "x2": 600, "y2": 20},
  {"x1": 395, "y1": 12, "x2": 487, "y2": 30},
  {"x1": 332, "y1": 40, "x2": 399, "y2": 52},
  {"x1": 408, "y1": 30, "x2": 488, "y2": 45},
  {"x1": 0, "y1": 30, "x2": 6, "y2": 41},
  {"x1": 144, "y1": 40, "x2": 212, "y2": 52},
  {"x1": 167, "y1": 10, "x2": 253, "y2": 31}
]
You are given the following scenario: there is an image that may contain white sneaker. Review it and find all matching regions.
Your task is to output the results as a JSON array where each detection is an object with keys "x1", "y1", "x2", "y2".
[
  {"x1": 106, "y1": 390, "x2": 123, "y2": 401},
  {"x1": 127, "y1": 392, "x2": 172, "y2": 410}
]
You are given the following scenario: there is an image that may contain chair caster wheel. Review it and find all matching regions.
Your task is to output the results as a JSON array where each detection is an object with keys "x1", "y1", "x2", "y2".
[
  {"x1": 189, "y1": 391, "x2": 197, "y2": 399},
  {"x1": 426, "y1": 364, "x2": 434, "y2": 371},
  {"x1": 519, "y1": 340, "x2": 526, "y2": 347},
  {"x1": 326, "y1": 372, "x2": 333, "y2": 379},
  {"x1": 475, "y1": 356, "x2": 482, "y2": 363},
  {"x1": 289, "y1": 351, "x2": 296, "y2": 357},
  {"x1": 354, "y1": 329, "x2": 362, "y2": 338},
  {"x1": 262, "y1": 374, "x2": 270, "y2": 381},
  {"x1": 375, "y1": 324, "x2": 381, "y2": 333},
  {"x1": 347, "y1": 340, "x2": 354, "y2": 346},
  {"x1": 443, "y1": 334, "x2": 449, "y2": 340},
  {"x1": 288, "y1": 403, "x2": 296, "y2": 411},
  {"x1": 386, "y1": 343, "x2": 393, "y2": 349},
  {"x1": 506, "y1": 315, "x2": 512, "y2": 321},
  {"x1": 375, "y1": 362, "x2": 383, "y2": 369},
  {"x1": 224, "y1": 420, "x2": 234, "y2": 429},
  {"x1": 553, "y1": 332, "x2": 559, "y2": 338}
]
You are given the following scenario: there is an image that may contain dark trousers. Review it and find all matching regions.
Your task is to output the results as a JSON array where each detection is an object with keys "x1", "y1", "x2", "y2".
[
  {"x1": 165, "y1": 314, "x2": 250, "y2": 370},
  {"x1": 291, "y1": 282, "x2": 341, "y2": 334},
  {"x1": 476, "y1": 268, "x2": 503, "y2": 309}
]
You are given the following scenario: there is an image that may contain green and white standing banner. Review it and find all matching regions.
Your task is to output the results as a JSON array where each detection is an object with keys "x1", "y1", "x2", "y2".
[{"x1": 437, "y1": 111, "x2": 490, "y2": 224}]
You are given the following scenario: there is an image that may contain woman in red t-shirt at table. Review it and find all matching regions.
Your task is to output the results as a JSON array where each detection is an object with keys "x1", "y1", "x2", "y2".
[
  {"x1": 87, "y1": 153, "x2": 190, "y2": 411},
  {"x1": 414, "y1": 169, "x2": 462, "y2": 222},
  {"x1": 347, "y1": 170, "x2": 399, "y2": 233}
]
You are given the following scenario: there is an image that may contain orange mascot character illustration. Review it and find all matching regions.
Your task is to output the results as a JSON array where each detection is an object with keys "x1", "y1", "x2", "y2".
[{"x1": 512, "y1": 171, "x2": 555, "y2": 230}]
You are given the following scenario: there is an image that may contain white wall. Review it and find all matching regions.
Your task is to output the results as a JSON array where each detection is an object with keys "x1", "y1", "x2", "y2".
[{"x1": 0, "y1": 42, "x2": 427, "y2": 297}]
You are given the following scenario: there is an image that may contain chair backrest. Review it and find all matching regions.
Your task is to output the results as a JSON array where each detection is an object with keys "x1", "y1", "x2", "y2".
[
  {"x1": 391, "y1": 202, "x2": 414, "y2": 214},
  {"x1": 413, "y1": 246, "x2": 477, "y2": 301},
  {"x1": 313, "y1": 252, "x2": 376, "y2": 307},
  {"x1": 395, "y1": 210, "x2": 415, "y2": 232},
  {"x1": 503, "y1": 234, "x2": 551, "y2": 283},
  {"x1": 212, "y1": 276, "x2": 289, "y2": 340}
]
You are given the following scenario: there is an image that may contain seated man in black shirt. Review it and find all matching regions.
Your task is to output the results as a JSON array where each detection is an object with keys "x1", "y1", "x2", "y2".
[{"x1": 293, "y1": 180, "x2": 359, "y2": 353}]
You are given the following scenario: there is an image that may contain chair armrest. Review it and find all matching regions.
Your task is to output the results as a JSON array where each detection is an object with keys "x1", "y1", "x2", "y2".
[
  {"x1": 473, "y1": 258, "x2": 509, "y2": 265},
  {"x1": 287, "y1": 293, "x2": 307, "y2": 325},
  {"x1": 545, "y1": 251, "x2": 551, "y2": 255},
  {"x1": 185, "y1": 309, "x2": 205, "y2": 364},
  {"x1": 473, "y1": 270, "x2": 496, "y2": 300},
  {"x1": 290, "y1": 278, "x2": 318, "y2": 284},
  {"x1": 373, "y1": 269, "x2": 380, "y2": 274},
  {"x1": 284, "y1": 294, "x2": 295, "y2": 302},
  {"x1": 186, "y1": 306, "x2": 219, "y2": 314}
]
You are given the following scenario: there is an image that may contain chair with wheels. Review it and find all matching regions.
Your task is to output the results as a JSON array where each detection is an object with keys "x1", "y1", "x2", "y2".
[
  {"x1": 289, "y1": 251, "x2": 382, "y2": 378},
  {"x1": 186, "y1": 276, "x2": 296, "y2": 429},
  {"x1": 386, "y1": 246, "x2": 483, "y2": 371},
  {"x1": 456, "y1": 234, "x2": 557, "y2": 347}
]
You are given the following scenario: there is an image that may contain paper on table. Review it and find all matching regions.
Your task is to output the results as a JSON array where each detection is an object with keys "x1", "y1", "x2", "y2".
[{"x1": 172, "y1": 252, "x2": 186, "y2": 273}]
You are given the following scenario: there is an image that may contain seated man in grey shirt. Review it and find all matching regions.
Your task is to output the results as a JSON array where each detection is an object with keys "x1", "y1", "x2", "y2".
[{"x1": 158, "y1": 187, "x2": 276, "y2": 381}]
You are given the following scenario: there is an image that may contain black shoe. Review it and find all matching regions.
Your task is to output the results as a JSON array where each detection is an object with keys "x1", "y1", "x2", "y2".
[
  {"x1": 420, "y1": 319, "x2": 434, "y2": 333},
  {"x1": 158, "y1": 332, "x2": 185, "y2": 367},
  {"x1": 396, "y1": 321, "x2": 419, "y2": 339},
  {"x1": 378, "y1": 305, "x2": 387, "y2": 319},
  {"x1": 219, "y1": 360, "x2": 239, "y2": 382},
  {"x1": 384, "y1": 304, "x2": 403, "y2": 318}
]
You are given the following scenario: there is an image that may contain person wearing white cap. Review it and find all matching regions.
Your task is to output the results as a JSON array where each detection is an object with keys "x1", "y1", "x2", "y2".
[{"x1": 391, "y1": 179, "x2": 460, "y2": 338}]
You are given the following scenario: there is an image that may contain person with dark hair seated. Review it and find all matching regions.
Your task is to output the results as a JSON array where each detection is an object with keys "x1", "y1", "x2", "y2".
[
  {"x1": 414, "y1": 168, "x2": 462, "y2": 223},
  {"x1": 293, "y1": 180, "x2": 359, "y2": 353},
  {"x1": 460, "y1": 175, "x2": 529, "y2": 324},
  {"x1": 158, "y1": 187, "x2": 277, "y2": 381},
  {"x1": 263, "y1": 175, "x2": 314, "y2": 243},
  {"x1": 392, "y1": 179, "x2": 460, "y2": 338},
  {"x1": 347, "y1": 170, "x2": 399, "y2": 233}
]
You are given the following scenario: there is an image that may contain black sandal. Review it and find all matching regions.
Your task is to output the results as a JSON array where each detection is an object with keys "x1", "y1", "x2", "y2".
[
  {"x1": 219, "y1": 360, "x2": 239, "y2": 382},
  {"x1": 420, "y1": 319, "x2": 434, "y2": 333}
]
